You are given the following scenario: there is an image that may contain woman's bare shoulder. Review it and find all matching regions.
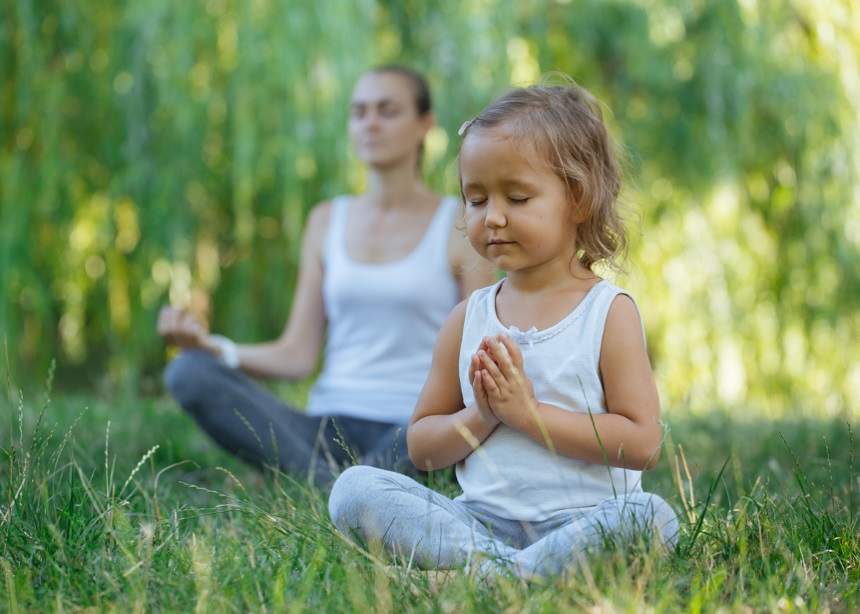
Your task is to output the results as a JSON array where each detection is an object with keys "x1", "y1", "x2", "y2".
[{"x1": 297, "y1": 200, "x2": 336, "y2": 263}]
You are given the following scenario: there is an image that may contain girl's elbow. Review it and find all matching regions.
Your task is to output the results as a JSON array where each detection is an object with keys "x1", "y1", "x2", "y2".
[
  {"x1": 636, "y1": 435, "x2": 663, "y2": 470},
  {"x1": 409, "y1": 452, "x2": 430, "y2": 471},
  {"x1": 405, "y1": 428, "x2": 423, "y2": 468},
  {"x1": 631, "y1": 421, "x2": 664, "y2": 470},
  {"x1": 639, "y1": 447, "x2": 661, "y2": 470},
  {"x1": 406, "y1": 431, "x2": 440, "y2": 471},
  {"x1": 616, "y1": 441, "x2": 662, "y2": 471},
  {"x1": 407, "y1": 450, "x2": 435, "y2": 471}
]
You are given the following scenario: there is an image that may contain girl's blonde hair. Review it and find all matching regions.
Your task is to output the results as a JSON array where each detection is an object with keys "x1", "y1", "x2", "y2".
[{"x1": 460, "y1": 77, "x2": 630, "y2": 274}]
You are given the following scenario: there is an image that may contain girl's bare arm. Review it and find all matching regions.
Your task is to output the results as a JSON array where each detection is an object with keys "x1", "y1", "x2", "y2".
[
  {"x1": 480, "y1": 295, "x2": 663, "y2": 470},
  {"x1": 407, "y1": 301, "x2": 500, "y2": 471}
]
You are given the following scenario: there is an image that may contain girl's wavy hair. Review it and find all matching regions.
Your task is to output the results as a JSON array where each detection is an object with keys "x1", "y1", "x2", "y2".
[{"x1": 459, "y1": 75, "x2": 632, "y2": 274}]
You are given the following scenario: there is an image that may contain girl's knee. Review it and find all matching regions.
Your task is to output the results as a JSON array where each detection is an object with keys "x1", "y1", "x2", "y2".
[
  {"x1": 620, "y1": 492, "x2": 679, "y2": 547},
  {"x1": 328, "y1": 465, "x2": 385, "y2": 529},
  {"x1": 646, "y1": 495, "x2": 680, "y2": 547}
]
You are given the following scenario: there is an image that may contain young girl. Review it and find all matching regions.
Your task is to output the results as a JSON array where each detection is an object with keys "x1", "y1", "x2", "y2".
[{"x1": 329, "y1": 79, "x2": 678, "y2": 579}]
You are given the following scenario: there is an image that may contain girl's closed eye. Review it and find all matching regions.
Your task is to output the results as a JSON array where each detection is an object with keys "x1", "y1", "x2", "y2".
[
  {"x1": 466, "y1": 195, "x2": 487, "y2": 206},
  {"x1": 509, "y1": 196, "x2": 529, "y2": 204}
]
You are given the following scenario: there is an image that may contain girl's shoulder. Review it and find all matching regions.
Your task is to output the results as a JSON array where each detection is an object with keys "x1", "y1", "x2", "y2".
[
  {"x1": 468, "y1": 278, "x2": 504, "y2": 303},
  {"x1": 590, "y1": 278, "x2": 635, "y2": 305},
  {"x1": 435, "y1": 297, "x2": 471, "y2": 352}
]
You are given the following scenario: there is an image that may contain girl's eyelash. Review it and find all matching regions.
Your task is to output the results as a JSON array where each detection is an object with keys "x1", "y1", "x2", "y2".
[{"x1": 465, "y1": 197, "x2": 528, "y2": 206}]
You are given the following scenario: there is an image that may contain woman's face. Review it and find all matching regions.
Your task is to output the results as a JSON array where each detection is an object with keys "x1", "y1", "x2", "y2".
[{"x1": 348, "y1": 71, "x2": 433, "y2": 170}]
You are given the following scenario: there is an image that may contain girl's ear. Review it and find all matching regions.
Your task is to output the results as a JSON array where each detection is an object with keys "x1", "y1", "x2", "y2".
[{"x1": 569, "y1": 188, "x2": 588, "y2": 224}]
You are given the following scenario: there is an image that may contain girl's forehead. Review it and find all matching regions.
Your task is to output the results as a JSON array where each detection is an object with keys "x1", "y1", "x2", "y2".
[
  {"x1": 460, "y1": 130, "x2": 534, "y2": 171},
  {"x1": 462, "y1": 127, "x2": 512, "y2": 148},
  {"x1": 460, "y1": 131, "x2": 551, "y2": 177},
  {"x1": 462, "y1": 128, "x2": 537, "y2": 160}
]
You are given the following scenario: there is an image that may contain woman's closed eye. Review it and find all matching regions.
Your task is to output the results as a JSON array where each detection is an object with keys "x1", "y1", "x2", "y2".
[{"x1": 379, "y1": 104, "x2": 402, "y2": 118}]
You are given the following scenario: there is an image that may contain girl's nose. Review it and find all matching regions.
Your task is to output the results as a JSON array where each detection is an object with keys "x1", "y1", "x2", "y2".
[{"x1": 484, "y1": 199, "x2": 507, "y2": 228}]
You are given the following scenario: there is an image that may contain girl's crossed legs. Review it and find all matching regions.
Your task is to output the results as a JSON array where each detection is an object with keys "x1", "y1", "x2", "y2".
[{"x1": 329, "y1": 465, "x2": 679, "y2": 579}]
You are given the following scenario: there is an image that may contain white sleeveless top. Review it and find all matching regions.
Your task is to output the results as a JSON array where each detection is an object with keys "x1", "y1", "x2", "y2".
[
  {"x1": 305, "y1": 196, "x2": 461, "y2": 423},
  {"x1": 455, "y1": 279, "x2": 644, "y2": 521}
]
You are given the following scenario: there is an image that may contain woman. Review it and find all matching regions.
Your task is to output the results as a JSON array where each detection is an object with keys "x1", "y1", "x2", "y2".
[{"x1": 157, "y1": 66, "x2": 495, "y2": 484}]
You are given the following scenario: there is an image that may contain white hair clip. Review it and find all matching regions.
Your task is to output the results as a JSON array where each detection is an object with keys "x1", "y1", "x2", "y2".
[{"x1": 458, "y1": 119, "x2": 474, "y2": 136}]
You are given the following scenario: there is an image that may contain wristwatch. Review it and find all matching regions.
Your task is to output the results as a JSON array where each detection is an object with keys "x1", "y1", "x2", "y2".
[{"x1": 209, "y1": 334, "x2": 241, "y2": 369}]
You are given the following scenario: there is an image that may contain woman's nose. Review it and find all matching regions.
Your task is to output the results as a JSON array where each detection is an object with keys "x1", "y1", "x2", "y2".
[{"x1": 363, "y1": 109, "x2": 382, "y2": 129}]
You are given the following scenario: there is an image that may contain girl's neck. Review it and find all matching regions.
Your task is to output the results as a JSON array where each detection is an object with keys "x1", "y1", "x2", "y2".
[
  {"x1": 503, "y1": 259, "x2": 598, "y2": 295},
  {"x1": 496, "y1": 265, "x2": 602, "y2": 332}
]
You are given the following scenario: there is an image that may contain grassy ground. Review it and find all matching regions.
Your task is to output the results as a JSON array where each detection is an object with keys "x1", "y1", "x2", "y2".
[{"x1": 1, "y1": 374, "x2": 858, "y2": 612}]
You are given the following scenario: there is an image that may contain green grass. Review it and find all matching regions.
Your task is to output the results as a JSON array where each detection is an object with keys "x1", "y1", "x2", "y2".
[{"x1": 1, "y1": 373, "x2": 858, "y2": 612}]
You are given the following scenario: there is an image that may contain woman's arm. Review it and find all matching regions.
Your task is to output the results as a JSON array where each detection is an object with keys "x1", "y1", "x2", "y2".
[
  {"x1": 229, "y1": 202, "x2": 330, "y2": 378},
  {"x1": 477, "y1": 295, "x2": 663, "y2": 470},
  {"x1": 407, "y1": 301, "x2": 500, "y2": 471},
  {"x1": 157, "y1": 203, "x2": 331, "y2": 380}
]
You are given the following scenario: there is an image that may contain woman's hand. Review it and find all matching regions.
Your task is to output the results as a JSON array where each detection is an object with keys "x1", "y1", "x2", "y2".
[
  {"x1": 157, "y1": 306, "x2": 216, "y2": 352},
  {"x1": 474, "y1": 333, "x2": 539, "y2": 431}
]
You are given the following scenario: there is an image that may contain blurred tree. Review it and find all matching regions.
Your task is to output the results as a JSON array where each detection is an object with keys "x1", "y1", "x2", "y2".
[{"x1": 1, "y1": 0, "x2": 857, "y2": 415}]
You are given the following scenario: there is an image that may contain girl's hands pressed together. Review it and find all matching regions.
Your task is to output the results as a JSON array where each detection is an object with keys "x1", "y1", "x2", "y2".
[
  {"x1": 473, "y1": 333, "x2": 538, "y2": 430},
  {"x1": 469, "y1": 337, "x2": 501, "y2": 429}
]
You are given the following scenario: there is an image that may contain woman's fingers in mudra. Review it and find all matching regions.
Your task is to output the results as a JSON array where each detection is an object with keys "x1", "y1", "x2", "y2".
[{"x1": 157, "y1": 306, "x2": 208, "y2": 348}]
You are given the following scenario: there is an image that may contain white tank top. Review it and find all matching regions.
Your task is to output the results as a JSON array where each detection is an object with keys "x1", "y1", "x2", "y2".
[
  {"x1": 455, "y1": 279, "x2": 644, "y2": 521},
  {"x1": 305, "y1": 196, "x2": 461, "y2": 423}
]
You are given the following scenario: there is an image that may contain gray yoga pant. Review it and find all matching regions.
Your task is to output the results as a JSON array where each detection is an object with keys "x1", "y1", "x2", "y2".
[
  {"x1": 329, "y1": 465, "x2": 679, "y2": 579},
  {"x1": 164, "y1": 350, "x2": 414, "y2": 483}
]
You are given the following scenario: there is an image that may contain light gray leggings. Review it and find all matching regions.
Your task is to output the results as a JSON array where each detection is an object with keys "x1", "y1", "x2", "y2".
[{"x1": 329, "y1": 465, "x2": 679, "y2": 579}]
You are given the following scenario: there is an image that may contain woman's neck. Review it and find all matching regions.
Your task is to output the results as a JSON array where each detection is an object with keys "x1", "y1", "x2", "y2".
[{"x1": 364, "y1": 164, "x2": 432, "y2": 211}]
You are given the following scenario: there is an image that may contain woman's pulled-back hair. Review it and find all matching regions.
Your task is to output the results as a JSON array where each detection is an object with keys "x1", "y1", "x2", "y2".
[{"x1": 461, "y1": 76, "x2": 629, "y2": 274}]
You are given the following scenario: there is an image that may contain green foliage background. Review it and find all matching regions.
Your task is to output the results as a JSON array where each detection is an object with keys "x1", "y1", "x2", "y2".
[{"x1": 2, "y1": 0, "x2": 858, "y2": 415}]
